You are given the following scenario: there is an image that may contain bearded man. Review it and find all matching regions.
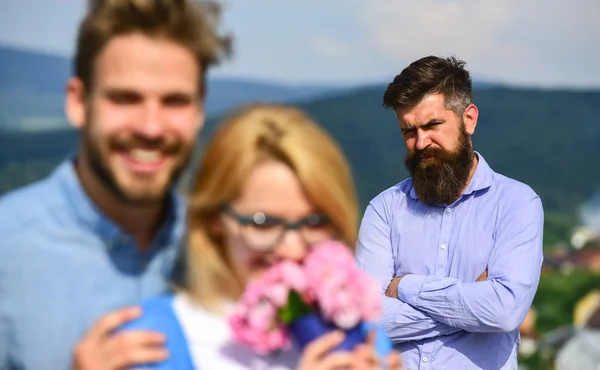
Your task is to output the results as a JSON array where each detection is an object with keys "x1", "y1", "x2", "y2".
[{"x1": 355, "y1": 55, "x2": 544, "y2": 370}]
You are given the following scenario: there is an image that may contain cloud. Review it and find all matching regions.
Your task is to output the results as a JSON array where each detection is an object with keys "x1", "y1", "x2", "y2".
[
  {"x1": 309, "y1": 35, "x2": 353, "y2": 60},
  {"x1": 360, "y1": 0, "x2": 600, "y2": 88}
]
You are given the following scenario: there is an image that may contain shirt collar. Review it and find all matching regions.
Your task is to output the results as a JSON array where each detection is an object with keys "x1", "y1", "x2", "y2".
[
  {"x1": 409, "y1": 151, "x2": 493, "y2": 201},
  {"x1": 53, "y1": 156, "x2": 185, "y2": 249},
  {"x1": 463, "y1": 151, "x2": 493, "y2": 195}
]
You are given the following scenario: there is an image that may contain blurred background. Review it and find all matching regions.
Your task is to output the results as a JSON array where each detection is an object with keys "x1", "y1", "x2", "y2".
[{"x1": 0, "y1": 1, "x2": 599, "y2": 368}]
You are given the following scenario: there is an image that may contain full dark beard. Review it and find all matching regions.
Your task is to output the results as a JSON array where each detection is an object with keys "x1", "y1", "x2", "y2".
[
  {"x1": 81, "y1": 124, "x2": 191, "y2": 206},
  {"x1": 404, "y1": 125, "x2": 474, "y2": 206}
]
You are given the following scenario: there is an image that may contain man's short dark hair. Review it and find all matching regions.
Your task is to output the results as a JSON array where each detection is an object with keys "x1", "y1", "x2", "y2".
[
  {"x1": 75, "y1": 0, "x2": 233, "y2": 94},
  {"x1": 382, "y1": 55, "x2": 474, "y2": 116}
]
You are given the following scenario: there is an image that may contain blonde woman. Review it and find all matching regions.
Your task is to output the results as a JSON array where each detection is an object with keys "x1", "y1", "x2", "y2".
[{"x1": 120, "y1": 103, "x2": 401, "y2": 369}]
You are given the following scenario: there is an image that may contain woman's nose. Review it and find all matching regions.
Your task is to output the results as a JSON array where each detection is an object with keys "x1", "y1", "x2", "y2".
[{"x1": 274, "y1": 229, "x2": 308, "y2": 262}]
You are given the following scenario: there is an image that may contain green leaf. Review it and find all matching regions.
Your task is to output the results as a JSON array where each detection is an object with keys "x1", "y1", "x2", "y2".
[{"x1": 279, "y1": 290, "x2": 315, "y2": 324}]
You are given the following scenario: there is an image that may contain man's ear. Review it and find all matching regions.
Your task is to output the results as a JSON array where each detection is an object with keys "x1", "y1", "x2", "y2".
[
  {"x1": 65, "y1": 77, "x2": 87, "y2": 129},
  {"x1": 196, "y1": 108, "x2": 206, "y2": 134},
  {"x1": 463, "y1": 104, "x2": 479, "y2": 135}
]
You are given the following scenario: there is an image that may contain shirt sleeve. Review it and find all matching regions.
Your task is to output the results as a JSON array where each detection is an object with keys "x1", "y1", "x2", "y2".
[
  {"x1": 355, "y1": 196, "x2": 460, "y2": 342},
  {"x1": 397, "y1": 193, "x2": 544, "y2": 333}
]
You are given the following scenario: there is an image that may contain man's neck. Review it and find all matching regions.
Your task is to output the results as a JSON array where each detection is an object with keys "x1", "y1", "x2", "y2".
[{"x1": 75, "y1": 159, "x2": 165, "y2": 250}]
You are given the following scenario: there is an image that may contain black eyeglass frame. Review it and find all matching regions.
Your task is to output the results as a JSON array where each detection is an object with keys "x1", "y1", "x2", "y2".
[{"x1": 219, "y1": 203, "x2": 332, "y2": 251}]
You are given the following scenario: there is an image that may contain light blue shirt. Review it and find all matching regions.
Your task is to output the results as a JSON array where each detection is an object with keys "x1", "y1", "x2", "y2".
[
  {"x1": 355, "y1": 153, "x2": 544, "y2": 370},
  {"x1": 0, "y1": 158, "x2": 186, "y2": 370}
]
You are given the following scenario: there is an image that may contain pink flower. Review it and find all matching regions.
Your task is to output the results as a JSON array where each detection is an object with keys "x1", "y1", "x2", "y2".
[
  {"x1": 264, "y1": 282, "x2": 289, "y2": 307},
  {"x1": 228, "y1": 261, "x2": 306, "y2": 354},
  {"x1": 228, "y1": 294, "x2": 291, "y2": 354},
  {"x1": 332, "y1": 306, "x2": 362, "y2": 329},
  {"x1": 228, "y1": 239, "x2": 382, "y2": 355},
  {"x1": 263, "y1": 260, "x2": 308, "y2": 296},
  {"x1": 304, "y1": 240, "x2": 382, "y2": 327},
  {"x1": 305, "y1": 240, "x2": 356, "y2": 272},
  {"x1": 260, "y1": 260, "x2": 310, "y2": 306},
  {"x1": 357, "y1": 274, "x2": 383, "y2": 322},
  {"x1": 247, "y1": 299, "x2": 275, "y2": 331}
]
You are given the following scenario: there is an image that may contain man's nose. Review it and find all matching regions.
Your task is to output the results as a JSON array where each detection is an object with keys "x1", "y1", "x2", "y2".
[
  {"x1": 416, "y1": 131, "x2": 431, "y2": 151},
  {"x1": 136, "y1": 102, "x2": 166, "y2": 138}
]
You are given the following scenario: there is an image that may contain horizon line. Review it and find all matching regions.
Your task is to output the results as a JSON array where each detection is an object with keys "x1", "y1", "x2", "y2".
[{"x1": 1, "y1": 42, "x2": 599, "y2": 92}]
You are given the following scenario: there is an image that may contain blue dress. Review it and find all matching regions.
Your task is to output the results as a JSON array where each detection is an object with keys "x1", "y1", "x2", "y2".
[{"x1": 120, "y1": 294, "x2": 393, "y2": 369}]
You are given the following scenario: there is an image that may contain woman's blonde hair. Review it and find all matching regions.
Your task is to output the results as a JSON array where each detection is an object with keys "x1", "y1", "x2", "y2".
[{"x1": 183, "y1": 103, "x2": 358, "y2": 310}]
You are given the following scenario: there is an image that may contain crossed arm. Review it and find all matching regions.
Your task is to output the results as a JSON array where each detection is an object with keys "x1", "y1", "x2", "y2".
[{"x1": 355, "y1": 194, "x2": 544, "y2": 343}]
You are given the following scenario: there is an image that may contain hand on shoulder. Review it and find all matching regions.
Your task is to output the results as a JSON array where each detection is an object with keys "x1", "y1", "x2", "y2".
[{"x1": 71, "y1": 306, "x2": 168, "y2": 370}]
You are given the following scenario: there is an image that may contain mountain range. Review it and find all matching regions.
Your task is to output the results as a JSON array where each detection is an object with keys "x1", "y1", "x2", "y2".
[
  {"x1": 0, "y1": 45, "x2": 348, "y2": 132},
  {"x1": 0, "y1": 45, "x2": 500, "y2": 132},
  {"x1": 1, "y1": 44, "x2": 599, "y2": 247}
]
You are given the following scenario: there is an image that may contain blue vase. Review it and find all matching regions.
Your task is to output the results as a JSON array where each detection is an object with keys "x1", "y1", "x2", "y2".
[{"x1": 288, "y1": 312, "x2": 365, "y2": 352}]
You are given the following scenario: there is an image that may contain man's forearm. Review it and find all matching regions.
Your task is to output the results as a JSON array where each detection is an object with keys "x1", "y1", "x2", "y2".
[
  {"x1": 397, "y1": 274, "x2": 535, "y2": 333},
  {"x1": 380, "y1": 294, "x2": 462, "y2": 343}
]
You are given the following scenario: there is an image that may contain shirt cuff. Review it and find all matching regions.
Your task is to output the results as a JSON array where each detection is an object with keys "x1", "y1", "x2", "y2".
[{"x1": 397, "y1": 274, "x2": 428, "y2": 305}]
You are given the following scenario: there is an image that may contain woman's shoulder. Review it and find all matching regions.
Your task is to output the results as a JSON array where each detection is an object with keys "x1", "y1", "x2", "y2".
[
  {"x1": 120, "y1": 293, "x2": 178, "y2": 331},
  {"x1": 119, "y1": 293, "x2": 196, "y2": 370},
  {"x1": 172, "y1": 295, "x2": 299, "y2": 370}
]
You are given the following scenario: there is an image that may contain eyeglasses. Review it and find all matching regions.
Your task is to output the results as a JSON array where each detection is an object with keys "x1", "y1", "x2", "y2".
[{"x1": 221, "y1": 204, "x2": 334, "y2": 252}]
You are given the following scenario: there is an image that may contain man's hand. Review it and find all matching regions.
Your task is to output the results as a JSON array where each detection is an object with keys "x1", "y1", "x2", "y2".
[
  {"x1": 351, "y1": 329, "x2": 404, "y2": 370},
  {"x1": 71, "y1": 306, "x2": 168, "y2": 370},
  {"x1": 385, "y1": 276, "x2": 404, "y2": 299},
  {"x1": 476, "y1": 270, "x2": 488, "y2": 282},
  {"x1": 385, "y1": 270, "x2": 487, "y2": 299}
]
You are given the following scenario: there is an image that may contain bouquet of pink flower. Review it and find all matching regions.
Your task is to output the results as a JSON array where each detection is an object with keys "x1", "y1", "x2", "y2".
[{"x1": 228, "y1": 240, "x2": 381, "y2": 355}]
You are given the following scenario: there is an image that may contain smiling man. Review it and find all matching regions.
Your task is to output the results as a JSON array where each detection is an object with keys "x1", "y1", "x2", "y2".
[
  {"x1": 0, "y1": 1, "x2": 231, "y2": 369},
  {"x1": 355, "y1": 56, "x2": 545, "y2": 370}
]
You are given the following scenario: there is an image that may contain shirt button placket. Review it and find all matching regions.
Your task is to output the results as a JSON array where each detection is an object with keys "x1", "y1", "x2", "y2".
[
  {"x1": 420, "y1": 341, "x2": 435, "y2": 369},
  {"x1": 435, "y1": 207, "x2": 453, "y2": 276},
  {"x1": 420, "y1": 354, "x2": 433, "y2": 370}
]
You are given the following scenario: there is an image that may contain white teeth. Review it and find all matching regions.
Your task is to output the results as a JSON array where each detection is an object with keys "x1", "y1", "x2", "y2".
[{"x1": 130, "y1": 149, "x2": 161, "y2": 163}]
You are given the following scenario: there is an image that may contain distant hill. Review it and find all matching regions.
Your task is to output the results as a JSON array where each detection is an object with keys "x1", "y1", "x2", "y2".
[
  {"x1": 294, "y1": 86, "x2": 600, "y2": 213},
  {"x1": 2, "y1": 44, "x2": 599, "y2": 247},
  {"x1": 0, "y1": 45, "x2": 343, "y2": 131},
  {"x1": 2, "y1": 84, "x2": 599, "y2": 214},
  {"x1": 0, "y1": 45, "x2": 71, "y2": 94}
]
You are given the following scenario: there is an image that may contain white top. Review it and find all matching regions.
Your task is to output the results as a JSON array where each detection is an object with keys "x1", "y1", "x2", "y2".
[{"x1": 173, "y1": 293, "x2": 301, "y2": 370}]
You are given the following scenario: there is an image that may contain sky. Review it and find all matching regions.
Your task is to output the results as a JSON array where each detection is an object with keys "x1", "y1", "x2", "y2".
[{"x1": 0, "y1": 0, "x2": 598, "y2": 88}]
